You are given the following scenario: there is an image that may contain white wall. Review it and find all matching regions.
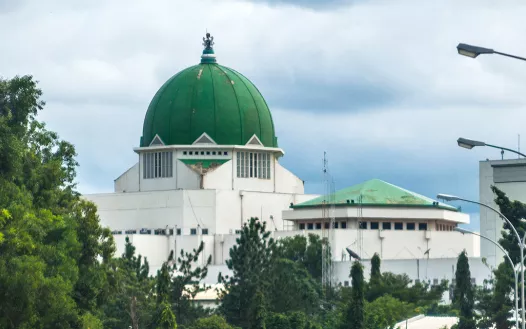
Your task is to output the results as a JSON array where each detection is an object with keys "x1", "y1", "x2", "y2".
[
  {"x1": 83, "y1": 189, "x2": 217, "y2": 233},
  {"x1": 274, "y1": 162, "x2": 304, "y2": 194},
  {"x1": 114, "y1": 162, "x2": 140, "y2": 193},
  {"x1": 203, "y1": 160, "x2": 233, "y2": 190},
  {"x1": 176, "y1": 160, "x2": 201, "y2": 189},
  {"x1": 480, "y1": 159, "x2": 526, "y2": 267}
]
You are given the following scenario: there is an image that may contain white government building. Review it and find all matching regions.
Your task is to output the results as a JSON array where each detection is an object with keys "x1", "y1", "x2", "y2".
[{"x1": 84, "y1": 34, "x2": 491, "y2": 290}]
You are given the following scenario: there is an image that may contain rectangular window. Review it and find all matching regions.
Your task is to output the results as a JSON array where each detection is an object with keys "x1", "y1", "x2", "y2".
[
  {"x1": 190, "y1": 228, "x2": 197, "y2": 235},
  {"x1": 250, "y1": 152, "x2": 253, "y2": 177},
  {"x1": 406, "y1": 223, "x2": 415, "y2": 230},
  {"x1": 382, "y1": 222, "x2": 391, "y2": 230},
  {"x1": 324, "y1": 222, "x2": 330, "y2": 229},
  {"x1": 307, "y1": 223, "x2": 314, "y2": 230},
  {"x1": 419, "y1": 223, "x2": 428, "y2": 231},
  {"x1": 299, "y1": 223, "x2": 305, "y2": 230},
  {"x1": 267, "y1": 154, "x2": 271, "y2": 178},
  {"x1": 341, "y1": 221, "x2": 347, "y2": 229},
  {"x1": 176, "y1": 228, "x2": 181, "y2": 235},
  {"x1": 359, "y1": 222, "x2": 367, "y2": 229},
  {"x1": 333, "y1": 222, "x2": 339, "y2": 229},
  {"x1": 316, "y1": 223, "x2": 322, "y2": 230},
  {"x1": 202, "y1": 228, "x2": 209, "y2": 235},
  {"x1": 236, "y1": 152, "x2": 272, "y2": 179},
  {"x1": 394, "y1": 222, "x2": 403, "y2": 230},
  {"x1": 169, "y1": 229, "x2": 174, "y2": 235},
  {"x1": 143, "y1": 151, "x2": 173, "y2": 179},
  {"x1": 370, "y1": 222, "x2": 379, "y2": 230}
]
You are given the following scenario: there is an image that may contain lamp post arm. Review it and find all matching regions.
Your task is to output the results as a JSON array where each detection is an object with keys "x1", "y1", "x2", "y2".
[
  {"x1": 458, "y1": 229, "x2": 519, "y2": 329},
  {"x1": 494, "y1": 51, "x2": 526, "y2": 62},
  {"x1": 485, "y1": 143, "x2": 526, "y2": 158}
]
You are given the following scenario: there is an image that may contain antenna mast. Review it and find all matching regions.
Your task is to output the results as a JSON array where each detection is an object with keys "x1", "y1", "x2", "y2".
[{"x1": 321, "y1": 152, "x2": 335, "y2": 298}]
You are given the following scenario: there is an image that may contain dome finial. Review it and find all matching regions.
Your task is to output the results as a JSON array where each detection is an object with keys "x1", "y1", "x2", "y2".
[{"x1": 201, "y1": 32, "x2": 217, "y2": 64}]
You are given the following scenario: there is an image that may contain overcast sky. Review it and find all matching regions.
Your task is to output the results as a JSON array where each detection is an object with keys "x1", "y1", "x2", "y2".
[{"x1": 2, "y1": 0, "x2": 526, "y2": 230}]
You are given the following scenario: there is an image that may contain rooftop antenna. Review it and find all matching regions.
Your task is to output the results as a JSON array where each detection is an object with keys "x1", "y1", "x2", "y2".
[
  {"x1": 519, "y1": 134, "x2": 521, "y2": 159},
  {"x1": 321, "y1": 152, "x2": 335, "y2": 302}
]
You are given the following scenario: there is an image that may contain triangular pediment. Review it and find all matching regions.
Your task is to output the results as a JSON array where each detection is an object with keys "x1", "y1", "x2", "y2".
[
  {"x1": 149, "y1": 134, "x2": 165, "y2": 146},
  {"x1": 192, "y1": 133, "x2": 217, "y2": 145},
  {"x1": 246, "y1": 134, "x2": 263, "y2": 147}
]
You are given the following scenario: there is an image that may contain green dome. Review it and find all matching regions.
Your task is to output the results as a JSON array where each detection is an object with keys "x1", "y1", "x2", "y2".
[{"x1": 141, "y1": 35, "x2": 277, "y2": 148}]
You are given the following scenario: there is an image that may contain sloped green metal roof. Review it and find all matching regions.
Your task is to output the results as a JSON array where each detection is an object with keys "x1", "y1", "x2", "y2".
[
  {"x1": 293, "y1": 179, "x2": 458, "y2": 211},
  {"x1": 141, "y1": 42, "x2": 277, "y2": 148}
]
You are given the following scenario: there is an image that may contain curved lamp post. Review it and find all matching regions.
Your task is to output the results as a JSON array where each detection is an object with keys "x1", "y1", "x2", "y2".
[
  {"x1": 457, "y1": 43, "x2": 526, "y2": 62},
  {"x1": 454, "y1": 227, "x2": 519, "y2": 328},
  {"x1": 437, "y1": 193, "x2": 525, "y2": 329},
  {"x1": 457, "y1": 137, "x2": 526, "y2": 159}
]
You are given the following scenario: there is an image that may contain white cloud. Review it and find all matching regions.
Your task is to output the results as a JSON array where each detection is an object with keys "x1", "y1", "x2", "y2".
[{"x1": 1, "y1": 0, "x2": 526, "y2": 198}]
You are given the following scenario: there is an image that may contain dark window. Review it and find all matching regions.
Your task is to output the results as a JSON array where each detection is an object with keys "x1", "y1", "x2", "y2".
[
  {"x1": 341, "y1": 221, "x2": 347, "y2": 229},
  {"x1": 299, "y1": 223, "x2": 305, "y2": 230},
  {"x1": 189, "y1": 151, "x2": 193, "y2": 155},
  {"x1": 190, "y1": 228, "x2": 197, "y2": 235},
  {"x1": 333, "y1": 222, "x2": 339, "y2": 229},
  {"x1": 176, "y1": 228, "x2": 181, "y2": 235},
  {"x1": 307, "y1": 223, "x2": 314, "y2": 230},
  {"x1": 200, "y1": 151, "x2": 204, "y2": 155},
  {"x1": 394, "y1": 222, "x2": 403, "y2": 230},
  {"x1": 169, "y1": 229, "x2": 174, "y2": 235},
  {"x1": 316, "y1": 223, "x2": 322, "y2": 230},
  {"x1": 419, "y1": 223, "x2": 428, "y2": 231},
  {"x1": 212, "y1": 151, "x2": 216, "y2": 155},
  {"x1": 382, "y1": 222, "x2": 391, "y2": 230},
  {"x1": 407, "y1": 223, "x2": 415, "y2": 230},
  {"x1": 359, "y1": 222, "x2": 367, "y2": 229},
  {"x1": 235, "y1": 229, "x2": 242, "y2": 234},
  {"x1": 183, "y1": 151, "x2": 187, "y2": 155},
  {"x1": 224, "y1": 152, "x2": 228, "y2": 155},
  {"x1": 370, "y1": 222, "x2": 379, "y2": 230},
  {"x1": 324, "y1": 222, "x2": 330, "y2": 229},
  {"x1": 206, "y1": 151, "x2": 210, "y2": 155},
  {"x1": 202, "y1": 228, "x2": 209, "y2": 235}
]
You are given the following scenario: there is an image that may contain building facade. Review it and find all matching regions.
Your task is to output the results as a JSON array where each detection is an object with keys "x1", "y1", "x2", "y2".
[{"x1": 84, "y1": 35, "x2": 480, "y2": 285}]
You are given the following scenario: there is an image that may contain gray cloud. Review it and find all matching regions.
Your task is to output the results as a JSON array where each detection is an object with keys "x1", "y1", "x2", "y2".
[{"x1": 1, "y1": 0, "x2": 526, "y2": 234}]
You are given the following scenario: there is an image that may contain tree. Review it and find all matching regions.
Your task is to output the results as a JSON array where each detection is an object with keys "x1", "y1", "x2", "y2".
[
  {"x1": 191, "y1": 315, "x2": 238, "y2": 329},
  {"x1": 0, "y1": 75, "x2": 113, "y2": 329},
  {"x1": 453, "y1": 251, "x2": 476, "y2": 329},
  {"x1": 279, "y1": 234, "x2": 324, "y2": 280},
  {"x1": 219, "y1": 217, "x2": 279, "y2": 328},
  {"x1": 343, "y1": 261, "x2": 365, "y2": 329},
  {"x1": 250, "y1": 290, "x2": 266, "y2": 329},
  {"x1": 370, "y1": 253, "x2": 381, "y2": 282},
  {"x1": 364, "y1": 295, "x2": 415, "y2": 329}
]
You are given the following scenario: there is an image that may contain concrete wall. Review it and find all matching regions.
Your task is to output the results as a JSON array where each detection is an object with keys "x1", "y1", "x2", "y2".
[
  {"x1": 480, "y1": 159, "x2": 526, "y2": 267},
  {"x1": 114, "y1": 162, "x2": 140, "y2": 193}
]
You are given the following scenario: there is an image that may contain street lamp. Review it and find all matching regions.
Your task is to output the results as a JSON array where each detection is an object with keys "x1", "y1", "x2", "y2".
[
  {"x1": 457, "y1": 137, "x2": 526, "y2": 158},
  {"x1": 454, "y1": 227, "x2": 519, "y2": 329},
  {"x1": 437, "y1": 193, "x2": 525, "y2": 329},
  {"x1": 457, "y1": 43, "x2": 526, "y2": 62}
]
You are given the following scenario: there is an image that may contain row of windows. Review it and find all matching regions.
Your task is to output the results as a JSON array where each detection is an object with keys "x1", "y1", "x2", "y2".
[
  {"x1": 437, "y1": 224, "x2": 454, "y2": 231},
  {"x1": 299, "y1": 221, "x2": 348, "y2": 230},
  {"x1": 182, "y1": 150, "x2": 229, "y2": 156},
  {"x1": 359, "y1": 221, "x2": 428, "y2": 231},
  {"x1": 113, "y1": 227, "x2": 209, "y2": 235},
  {"x1": 341, "y1": 278, "x2": 475, "y2": 287},
  {"x1": 236, "y1": 152, "x2": 271, "y2": 179},
  {"x1": 143, "y1": 151, "x2": 173, "y2": 179}
]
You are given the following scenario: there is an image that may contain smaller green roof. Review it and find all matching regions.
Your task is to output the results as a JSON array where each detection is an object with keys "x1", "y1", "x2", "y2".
[
  {"x1": 293, "y1": 179, "x2": 458, "y2": 211},
  {"x1": 180, "y1": 159, "x2": 228, "y2": 169}
]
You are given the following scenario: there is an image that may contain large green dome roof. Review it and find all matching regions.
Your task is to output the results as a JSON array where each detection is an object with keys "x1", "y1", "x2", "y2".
[{"x1": 141, "y1": 34, "x2": 277, "y2": 148}]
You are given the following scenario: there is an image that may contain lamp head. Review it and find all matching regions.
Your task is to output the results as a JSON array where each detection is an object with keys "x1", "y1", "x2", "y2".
[
  {"x1": 437, "y1": 193, "x2": 460, "y2": 202},
  {"x1": 457, "y1": 137, "x2": 486, "y2": 150},
  {"x1": 457, "y1": 43, "x2": 494, "y2": 58}
]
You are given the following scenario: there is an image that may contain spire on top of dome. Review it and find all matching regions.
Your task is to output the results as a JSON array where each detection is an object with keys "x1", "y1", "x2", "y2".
[{"x1": 201, "y1": 32, "x2": 217, "y2": 64}]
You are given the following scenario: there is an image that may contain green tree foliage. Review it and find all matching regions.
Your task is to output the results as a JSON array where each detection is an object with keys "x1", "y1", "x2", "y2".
[
  {"x1": 344, "y1": 261, "x2": 365, "y2": 329},
  {"x1": 219, "y1": 217, "x2": 280, "y2": 328},
  {"x1": 157, "y1": 301, "x2": 178, "y2": 329},
  {"x1": 0, "y1": 75, "x2": 113, "y2": 328},
  {"x1": 364, "y1": 295, "x2": 415, "y2": 329},
  {"x1": 370, "y1": 253, "x2": 381, "y2": 282},
  {"x1": 250, "y1": 290, "x2": 267, "y2": 329},
  {"x1": 453, "y1": 251, "x2": 476, "y2": 329},
  {"x1": 279, "y1": 234, "x2": 325, "y2": 280},
  {"x1": 191, "y1": 315, "x2": 239, "y2": 329}
]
